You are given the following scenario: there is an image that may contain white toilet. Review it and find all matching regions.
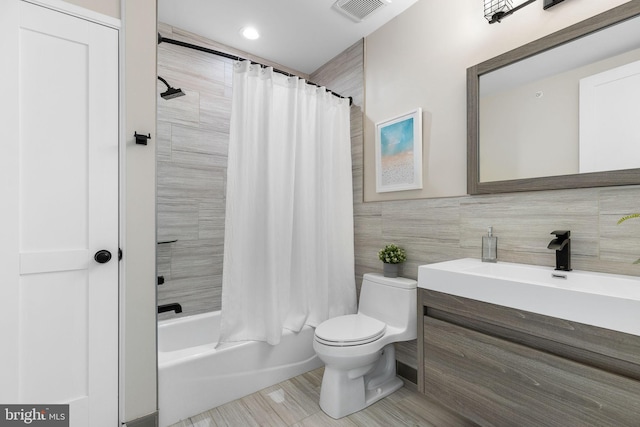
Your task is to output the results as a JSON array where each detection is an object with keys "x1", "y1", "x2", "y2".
[{"x1": 313, "y1": 273, "x2": 417, "y2": 419}]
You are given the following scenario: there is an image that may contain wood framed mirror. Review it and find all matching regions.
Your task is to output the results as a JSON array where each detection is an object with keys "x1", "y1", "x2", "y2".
[{"x1": 468, "y1": 2, "x2": 640, "y2": 195}]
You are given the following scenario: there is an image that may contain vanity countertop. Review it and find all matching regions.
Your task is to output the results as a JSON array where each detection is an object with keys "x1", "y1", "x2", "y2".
[{"x1": 418, "y1": 258, "x2": 640, "y2": 336}]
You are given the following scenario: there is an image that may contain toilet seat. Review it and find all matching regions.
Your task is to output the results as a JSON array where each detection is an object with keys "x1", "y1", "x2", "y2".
[{"x1": 315, "y1": 314, "x2": 386, "y2": 347}]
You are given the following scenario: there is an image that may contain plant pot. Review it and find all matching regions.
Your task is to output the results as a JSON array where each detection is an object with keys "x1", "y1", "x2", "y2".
[{"x1": 383, "y1": 263, "x2": 402, "y2": 278}]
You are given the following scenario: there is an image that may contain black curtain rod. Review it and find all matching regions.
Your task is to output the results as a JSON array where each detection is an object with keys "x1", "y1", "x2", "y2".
[{"x1": 158, "y1": 34, "x2": 353, "y2": 106}]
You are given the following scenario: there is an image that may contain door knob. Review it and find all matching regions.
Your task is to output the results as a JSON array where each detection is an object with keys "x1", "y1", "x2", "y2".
[{"x1": 94, "y1": 250, "x2": 112, "y2": 264}]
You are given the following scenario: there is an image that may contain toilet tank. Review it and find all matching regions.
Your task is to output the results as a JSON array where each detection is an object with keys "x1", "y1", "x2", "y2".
[{"x1": 358, "y1": 273, "x2": 417, "y2": 335}]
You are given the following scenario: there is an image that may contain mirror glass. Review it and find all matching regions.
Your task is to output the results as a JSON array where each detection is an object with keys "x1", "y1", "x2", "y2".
[{"x1": 469, "y1": 4, "x2": 640, "y2": 194}]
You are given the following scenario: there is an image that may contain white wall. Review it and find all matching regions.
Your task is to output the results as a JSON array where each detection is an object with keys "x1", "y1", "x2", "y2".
[
  {"x1": 64, "y1": 0, "x2": 119, "y2": 18},
  {"x1": 121, "y1": 0, "x2": 158, "y2": 423},
  {"x1": 363, "y1": 0, "x2": 631, "y2": 201}
]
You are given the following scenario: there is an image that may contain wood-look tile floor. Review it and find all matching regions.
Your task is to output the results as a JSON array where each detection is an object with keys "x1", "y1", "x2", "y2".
[{"x1": 169, "y1": 367, "x2": 477, "y2": 427}]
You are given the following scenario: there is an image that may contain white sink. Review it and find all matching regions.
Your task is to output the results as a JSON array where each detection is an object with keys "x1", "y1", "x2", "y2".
[{"x1": 418, "y1": 258, "x2": 640, "y2": 336}]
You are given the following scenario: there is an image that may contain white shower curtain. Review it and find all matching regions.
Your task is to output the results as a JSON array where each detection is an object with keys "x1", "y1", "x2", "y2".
[{"x1": 219, "y1": 61, "x2": 357, "y2": 345}]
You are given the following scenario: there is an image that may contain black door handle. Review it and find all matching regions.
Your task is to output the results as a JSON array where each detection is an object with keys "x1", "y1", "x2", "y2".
[{"x1": 94, "y1": 250, "x2": 112, "y2": 264}]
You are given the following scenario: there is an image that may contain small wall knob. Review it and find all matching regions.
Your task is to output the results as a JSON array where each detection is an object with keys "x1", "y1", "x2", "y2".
[{"x1": 94, "y1": 250, "x2": 112, "y2": 264}]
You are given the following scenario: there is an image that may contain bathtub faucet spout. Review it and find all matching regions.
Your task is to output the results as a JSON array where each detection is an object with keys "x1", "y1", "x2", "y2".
[{"x1": 158, "y1": 303, "x2": 182, "y2": 314}]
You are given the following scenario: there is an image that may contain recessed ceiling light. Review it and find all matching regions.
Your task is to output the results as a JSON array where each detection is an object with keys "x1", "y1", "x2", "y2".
[{"x1": 240, "y1": 27, "x2": 260, "y2": 40}]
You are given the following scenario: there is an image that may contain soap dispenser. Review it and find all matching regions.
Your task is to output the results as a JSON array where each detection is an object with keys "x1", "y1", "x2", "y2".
[{"x1": 482, "y1": 226, "x2": 497, "y2": 263}]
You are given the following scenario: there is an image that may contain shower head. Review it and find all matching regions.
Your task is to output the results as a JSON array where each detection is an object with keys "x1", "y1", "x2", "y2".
[{"x1": 158, "y1": 76, "x2": 185, "y2": 100}]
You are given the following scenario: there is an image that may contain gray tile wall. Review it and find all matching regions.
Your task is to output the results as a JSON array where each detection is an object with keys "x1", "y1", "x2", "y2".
[
  {"x1": 157, "y1": 23, "x2": 231, "y2": 320},
  {"x1": 157, "y1": 26, "x2": 640, "y2": 371}
]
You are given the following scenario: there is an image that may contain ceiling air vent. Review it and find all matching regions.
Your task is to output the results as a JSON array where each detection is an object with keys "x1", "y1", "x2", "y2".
[{"x1": 333, "y1": 0, "x2": 391, "y2": 22}]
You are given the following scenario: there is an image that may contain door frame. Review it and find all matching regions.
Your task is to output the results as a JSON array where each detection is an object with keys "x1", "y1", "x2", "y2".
[{"x1": 24, "y1": 0, "x2": 121, "y2": 28}]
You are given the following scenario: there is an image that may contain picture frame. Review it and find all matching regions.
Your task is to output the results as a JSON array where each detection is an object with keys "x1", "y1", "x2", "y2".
[{"x1": 375, "y1": 108, "x2": 423, "y2": 193}]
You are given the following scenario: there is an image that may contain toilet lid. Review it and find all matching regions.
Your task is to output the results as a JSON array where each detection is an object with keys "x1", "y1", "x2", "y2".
[{"x1": 315, "y1": 314, "x2": 386, "y2": 346}]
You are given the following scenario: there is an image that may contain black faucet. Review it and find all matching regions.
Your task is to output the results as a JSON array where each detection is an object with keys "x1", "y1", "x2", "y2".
[
  {"x1": 158, "y1": 303, "x2": 182, "y2": 314},
  {"x1": 547, "y1": 230, "x2": 571, "y2": 271}
]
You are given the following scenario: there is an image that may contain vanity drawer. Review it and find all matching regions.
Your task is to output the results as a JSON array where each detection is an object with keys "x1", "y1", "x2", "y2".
[
  {"x1": 420, "y1": 289, "x2": 640, "y2": 376},
  {"x1": 422, "y1": 316, "x2": 640, "y2": 427}
]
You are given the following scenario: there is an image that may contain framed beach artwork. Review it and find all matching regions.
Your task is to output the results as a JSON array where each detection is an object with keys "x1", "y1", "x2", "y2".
[{"x1": 375, "y1": 108, "x2": 423, "y2": 193}]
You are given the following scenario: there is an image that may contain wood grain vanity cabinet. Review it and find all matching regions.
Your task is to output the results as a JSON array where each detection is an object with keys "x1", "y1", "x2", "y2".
[{"x1": 417, "y1": 289, "x2": 640, "y2": 426}]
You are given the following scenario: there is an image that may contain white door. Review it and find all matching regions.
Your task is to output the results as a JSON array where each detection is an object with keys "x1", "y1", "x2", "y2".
[
  {"x1": 0, "y1": 2, "x2": 119, "y2": 426},
  {"x1": 579, "y1": 59, "x2": 640, "y2": 173}
]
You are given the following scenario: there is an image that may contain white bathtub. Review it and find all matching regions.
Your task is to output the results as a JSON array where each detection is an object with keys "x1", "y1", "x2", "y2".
[{"x1": 158, "y1": 311, "x2": 323, "y2": 427}]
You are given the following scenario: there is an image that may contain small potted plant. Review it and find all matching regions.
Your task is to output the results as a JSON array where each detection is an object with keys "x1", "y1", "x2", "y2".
[{"x1": 378, "y1": 243, "x2": 407, "y2": 278}]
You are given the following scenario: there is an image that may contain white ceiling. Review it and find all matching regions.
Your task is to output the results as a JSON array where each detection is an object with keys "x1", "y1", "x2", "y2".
[{"x1": 158, "y1": 0, "x2": 419, "y2": 75}]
